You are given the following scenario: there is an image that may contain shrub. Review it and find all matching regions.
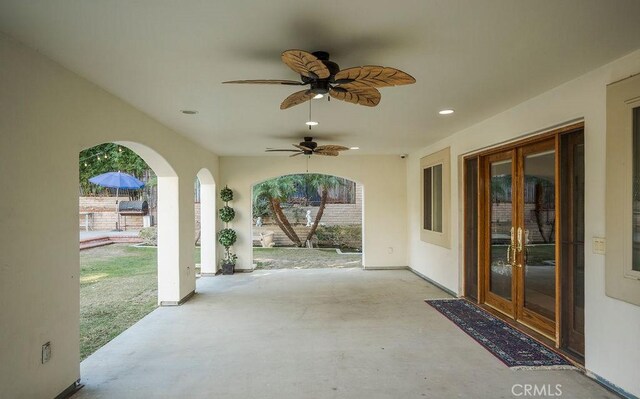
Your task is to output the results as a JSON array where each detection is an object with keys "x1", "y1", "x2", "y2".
[
  {"x1": 218, "y1": 228, "x2": 237, "y2": 248},
  {"x1": 220, "y1": 186, "x2": 233, "y2": 202},
  {"x1": 315, "y1": 225, "x2": 362, "y2": 249},
  {"x1": 138, "y1": 227, "x2": 158, "y2": 246},
  {"x1": 219, "y1": 206, "x2": 235, "y2": 223}
]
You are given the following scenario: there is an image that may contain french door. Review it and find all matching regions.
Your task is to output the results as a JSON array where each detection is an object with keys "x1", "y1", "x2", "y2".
[{"x1": 481, "y1": 138, "x2": 557, "y2": 337}]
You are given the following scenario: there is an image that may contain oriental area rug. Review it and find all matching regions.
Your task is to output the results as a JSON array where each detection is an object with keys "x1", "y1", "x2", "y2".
[{"x1": 426, "y1": 299, "x2": 575, "y2": 370}]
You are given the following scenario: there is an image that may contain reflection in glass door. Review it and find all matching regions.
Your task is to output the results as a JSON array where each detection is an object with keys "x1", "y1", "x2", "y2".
[
  {"x1": 482, "y1": 140, "x2": 558, "y2": 336},
  {"x1": 484, "y1": 151, "x2": 516, "y2": 315},
  {"x1": 517, "y1": 141, "x2": 557, "y2": 336}
]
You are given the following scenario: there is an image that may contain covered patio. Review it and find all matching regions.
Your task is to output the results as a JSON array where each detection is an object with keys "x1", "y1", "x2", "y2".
[{"x1": 74, "y1": 269, "x2": 613, "y2": 399}]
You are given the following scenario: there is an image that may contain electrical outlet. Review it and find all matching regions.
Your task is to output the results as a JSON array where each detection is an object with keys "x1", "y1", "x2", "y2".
[
  {"x1": 593, "y1": 237, "x2": 606, "y2": 255},
  {"x1": 42, "y1": 342, "x2": 51, "y2": 364},
  {"x1": 387, "y1": 247, "x2": 394, "y2": 254}
]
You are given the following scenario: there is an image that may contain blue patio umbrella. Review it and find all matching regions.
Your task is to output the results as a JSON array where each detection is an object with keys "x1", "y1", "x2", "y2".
[
  {"x1": 89, "y1": 171, "x2": 145, "y2": 230},
  {"x1": 89, "y1": 171, "x2": 145, "y2": 191}
]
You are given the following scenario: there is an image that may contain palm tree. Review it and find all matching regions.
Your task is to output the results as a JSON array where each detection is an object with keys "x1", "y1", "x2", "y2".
[
  {"x1": 253, "y1": 176, "x2": 303, "y2": 246},
  {"x1": 303, "y1": 174, "x2": 343, "y2": 244}
]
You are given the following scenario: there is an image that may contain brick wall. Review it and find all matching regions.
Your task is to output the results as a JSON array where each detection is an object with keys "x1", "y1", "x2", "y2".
[
  {"x1": 253, "y1": 184, "x2": 363, "y2": 246},
  {"x1": 79, "y1": 196, "x2": 151, "y2": 231}
]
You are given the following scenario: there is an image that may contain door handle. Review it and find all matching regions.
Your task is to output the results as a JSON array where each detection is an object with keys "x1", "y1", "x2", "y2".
[{"x1": 517, "y1": 227, "x2": 523, "y2": 253}]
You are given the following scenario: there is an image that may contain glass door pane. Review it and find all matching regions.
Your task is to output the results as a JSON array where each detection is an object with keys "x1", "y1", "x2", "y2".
[
  {"x1": 522, "y1": 149, "x2": 556, "y2": 321},
  {"x1": 489, "y1": 159, "x2": 513, "y2": 301}
]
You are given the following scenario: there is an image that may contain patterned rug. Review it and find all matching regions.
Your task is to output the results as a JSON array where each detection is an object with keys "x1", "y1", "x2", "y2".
[{"x1": 426, "y1": 299, "x2": 575, "y2": 370}]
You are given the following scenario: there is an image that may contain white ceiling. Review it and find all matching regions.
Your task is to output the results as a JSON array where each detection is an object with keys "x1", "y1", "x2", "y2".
[{"x1": 1, "y1": 0, "x2": 639, "y2": 155}]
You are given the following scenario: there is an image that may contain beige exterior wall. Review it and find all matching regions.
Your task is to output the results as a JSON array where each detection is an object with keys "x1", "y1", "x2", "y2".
[
  {"x1": 220, "y1": 156, "x2": 407, "y2": 269},
  {"x1": 406, "y1": 49, "x2": 640, "y2": 396},
  {"x1": 0, "y1": 33, "x2": 219, "y2": 398}
]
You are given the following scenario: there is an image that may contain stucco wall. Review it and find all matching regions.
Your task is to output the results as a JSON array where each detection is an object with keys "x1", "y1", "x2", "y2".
[
  {"x1": 0, "y1": 33, "x2": 219, "y2": 398},
  {"x1": 220, "y1": 156, "x2": 407, "y2": 269},
  {"x1": 406, "y1": 49, "x2": 640, "y2": 396}
]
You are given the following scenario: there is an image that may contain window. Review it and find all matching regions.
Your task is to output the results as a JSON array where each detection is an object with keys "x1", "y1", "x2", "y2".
[
  {"x1": 420, "y1": 147, "x2": 450, "y2": 248},
  {"x1": 605, "y1": 73, "x2": 640, "y2": 307},
  {"x1": 423, "y1": 164, "x2": 443, "y2": 232}
]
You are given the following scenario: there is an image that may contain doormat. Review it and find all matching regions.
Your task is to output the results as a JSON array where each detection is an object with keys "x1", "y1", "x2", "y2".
[{"x1": 426, "y1": 299, "x2": 575, "y2": 370}]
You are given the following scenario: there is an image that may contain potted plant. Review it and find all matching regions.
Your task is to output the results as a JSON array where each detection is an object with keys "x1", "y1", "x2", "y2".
[
  {"x1": 218, "y1": 186, "x2": 237, "y2": 274},
  {"x1": 219, "y1": 228, "x2": 237, "y2": 274}
]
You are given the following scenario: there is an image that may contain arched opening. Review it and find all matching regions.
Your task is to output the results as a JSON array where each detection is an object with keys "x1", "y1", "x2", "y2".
[
  {"x1": 77, "y1": 141, "x2": 180, "y2": 360},
  {"x1": 195, "y1": 168, "x2": 217, "y2": 277},
  {"x1": 251, "y1": 173, "x2": 364, "y2": 270}
]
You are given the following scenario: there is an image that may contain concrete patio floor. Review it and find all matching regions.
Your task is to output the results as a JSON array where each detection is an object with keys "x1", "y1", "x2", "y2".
[{"x1": 73, "y1": 269, "x2": 615, "y2": 399}]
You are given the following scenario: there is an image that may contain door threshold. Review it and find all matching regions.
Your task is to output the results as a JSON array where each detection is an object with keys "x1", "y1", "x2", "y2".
[{"x1": 475, "y1": 301, "x2": 585, "y2": 368}]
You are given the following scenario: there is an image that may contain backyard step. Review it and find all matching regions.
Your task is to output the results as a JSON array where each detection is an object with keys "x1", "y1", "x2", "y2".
[{"x1": 79, "y1": 236, "x2": 113, "y2": 250}]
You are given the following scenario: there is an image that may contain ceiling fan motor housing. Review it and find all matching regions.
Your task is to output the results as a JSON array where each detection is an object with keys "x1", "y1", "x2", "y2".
[
  {"x1": 301, "y1": 137, "x2": 317, "y2": 153},
  {"x1": 301, "y1": 51, "x2": 341, "y2": 93}
]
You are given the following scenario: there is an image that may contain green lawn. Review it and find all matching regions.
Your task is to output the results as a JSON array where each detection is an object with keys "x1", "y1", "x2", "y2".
[
  {"x1": 80, "y1": 245, "x2": 157, "y2": 360},
  {"x1": 79, "y1": 244, "x2": 201, "y2": 360}
]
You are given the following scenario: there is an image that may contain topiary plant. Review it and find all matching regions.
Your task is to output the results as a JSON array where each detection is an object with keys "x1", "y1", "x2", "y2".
[
  {"x1": 218, "y1": 186, "x2": 237, "y2": 273},
  {"x1": 220, "y1": 186, "x2": 233, "y2": 202},
  {"x1": 218, "y1": 228, "x2": 237, "y2": 248},
  {"x1": 219, "y1": 205, "x2": 235, "y2": 223}
]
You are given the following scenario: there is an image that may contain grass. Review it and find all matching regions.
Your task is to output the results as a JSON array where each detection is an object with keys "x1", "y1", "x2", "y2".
[
  {"x1": 253, "y1": 247, "x2": 362, "y2": 269},
  {"x1": 79, "y1": 245, "x2": 202, "y2": 360},
  {"x1": 80, "y1": 244, "x2": 158, "y2": 360}
]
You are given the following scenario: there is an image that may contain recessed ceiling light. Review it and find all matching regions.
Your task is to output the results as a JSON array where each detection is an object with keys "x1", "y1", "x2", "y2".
[
  {"x1": 350, "y1": 146, "x2": 360, "y2": 150},
  {"x1": 439, "y1": 109, "x2": 454, "y2": 115},
  {"x1": 313, "y1": 94, "x2": 324, "y2": 99},
  {"x1": 181, "y1": 110, "x2": 198, "y2": 115},
  {"x1": 305, "y1": 121, "x2": 318, "y2": 126}
]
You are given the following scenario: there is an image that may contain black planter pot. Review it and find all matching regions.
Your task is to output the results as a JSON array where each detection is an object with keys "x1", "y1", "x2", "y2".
[{"x1": 221, "y1": 262, "x2": 235, "y2": 275}]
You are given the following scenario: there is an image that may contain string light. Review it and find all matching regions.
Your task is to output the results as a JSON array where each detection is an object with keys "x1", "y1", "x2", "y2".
[{"x1": 79, "y1": 143, "x2": 128, "y2": 164}]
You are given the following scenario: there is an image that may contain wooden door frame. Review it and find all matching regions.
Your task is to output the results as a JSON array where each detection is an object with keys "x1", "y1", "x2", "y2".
[
  {"x1": 560, "y1": 131, "x2": 586, "y2": 357},
  {"x1": 514, "y1": 138, "x2": 558, "y2": 338},
  {"x1": 463, "y1": 121, "x2": 584, "y2": 346},
  {"x1": 480, "y1": 149, "x2": 518, "y2": 317}
]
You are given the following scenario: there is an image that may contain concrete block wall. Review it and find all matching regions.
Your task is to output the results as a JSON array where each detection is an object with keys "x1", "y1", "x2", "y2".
[{"x1": 79, "y1": 196, "x2": 149, "y2": 231}]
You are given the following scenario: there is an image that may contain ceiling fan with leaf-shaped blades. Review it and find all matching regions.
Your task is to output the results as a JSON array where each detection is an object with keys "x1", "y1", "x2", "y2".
[
  {"x1": 266, "y1": 137, "x2": 348, "y2": 157},
  {"x1": 223, "y1": 50, "x2": 416, "y2": 109}
]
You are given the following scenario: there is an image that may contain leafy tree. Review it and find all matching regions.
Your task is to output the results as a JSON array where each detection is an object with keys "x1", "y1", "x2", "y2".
[
  {"x1": 301, "y1": 174, "x2": 343, "y2": 244},
  {"x1": 253, "y1": 175, "x2": 303, "y2": 246},
  {"x1": 79, "y1": 143, "x2": 150, "y2": 195}
]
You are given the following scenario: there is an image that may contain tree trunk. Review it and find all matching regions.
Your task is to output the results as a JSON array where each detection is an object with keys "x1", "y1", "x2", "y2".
[
  {"x1": 269, "y1": 198, "x2": 302, "y2": 246},
  {"x1": 534, "y1": 182, "x2": 548, "y2": 243},
  {"x1": 305, "y1": 187, "x2": 328, "y2": 244}
]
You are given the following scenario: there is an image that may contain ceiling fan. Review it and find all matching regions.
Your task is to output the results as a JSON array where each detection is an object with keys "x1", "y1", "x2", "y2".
[
  {"x1": 223, "y1": 50, "x2": 416, "y2": 109},
  {"x1": 266, "y1": 137, "x2": 349, "y2": 157}
]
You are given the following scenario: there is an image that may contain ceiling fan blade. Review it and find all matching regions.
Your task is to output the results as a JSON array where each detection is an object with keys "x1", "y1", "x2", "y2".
[
  {"x1": 281, "y1": 90, "x2": 315, "y2": 110},
  {"x1": 293, "y1": 144, "x2": 313, "y2": 151},
  {"x1": 223, "y1": 79, "x2": 304, "y2": 85},
  {"x1": 289, "y1": 152, "x2": 305, "y2": 157},
  {"x1": 314, "y1": 151, "x2": 339, "y2": 156},
  {"x1": 334, "y1": 66, "x2": 416, "y2": 88},
  {"x1": 281, "y1": 50, "x2": 330, "y2": 79},
  {"x1": 329, "y1": 85, "x2": 381, "y2": 107},
  {"x1": 265, "y1": 149, "x2": 303, "y2": 152},
  {"x1": 315, "y1": 145, "x2": 350, "y2": 152}
]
